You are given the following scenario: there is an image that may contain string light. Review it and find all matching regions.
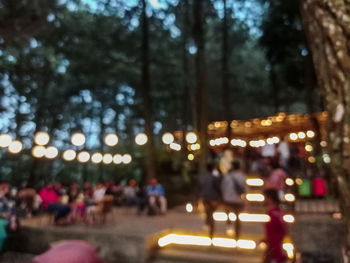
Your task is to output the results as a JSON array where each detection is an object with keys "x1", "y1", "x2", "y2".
[
  {"x1": 34, "y1": 132, "x2": 50, "y2": 146},
  {"x1": 122, "y1": 154, "x2": 132, "y2": 164},
  {"x1": 77, "y1": 151, "x2": 90, "y2": 163},
  {"x1": 104, "y1": 134, "x2": 118, "y2": 146},
  {"x1": 91, "y1": 153, "x2": 103, "y2": 164},
  {"x1": 71, "y1": 133, "x2": 85, "y2": 146},
  {"x1": 8, "y1": 140, "x2": 22, "y2": 154},
  {"x1": 162, "y1": 133, "x2": 174, "y2": 144},
  {"x1": 113, "y1": 154, "x2": 123, "y2": 164},
  {"x1": 32, "y1": 146, "x2": 46, "y2": 158},
  {"x1": 103, "y1": 153, "x2": 113, "y2": 164},
  {"x1": 45, "y1": 146, "x2": 58, "y2": 159},
  {"x1": 186, "y1": 132, "x2": 197, "y2": 144},
  {"x1": 63, "y1": 149, "x2": 76, "y2": 161},
  {"x1": 0, "y1": 134, "x2": 12, "y2": 148},
  {"x1": 135, "y1": 133, "x2": 148, "y2": 145}
]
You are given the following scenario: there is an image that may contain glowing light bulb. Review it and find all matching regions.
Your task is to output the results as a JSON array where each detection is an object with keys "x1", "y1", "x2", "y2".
[{"x1": 34, "y1": 132, "x2": 50, "y2": 146}]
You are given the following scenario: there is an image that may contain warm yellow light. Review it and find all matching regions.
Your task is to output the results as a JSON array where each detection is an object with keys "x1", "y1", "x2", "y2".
[
  {"x1": 305, "y1": 144, "x2": 313, "y2": 152},
  {"x1": 91, "y1": 153, "x2": 103, "y2": 164},
  {"x1": 306, "y1": 130, "x2": 315, "y2": 138},
  {"x1": 283, "y1": 243, "x2": 294, "y2": 259},
  {"x1": 162, "y1": 133, "x2": 174, "y2": 145},
  {"x1": 289, "y1": 133, "x2": 298, "y2": 141},
  {"x1": 45, "y1": 146, "x2": 58, "y2": 159},
  {"x1": 245, "y1": 194, "x2": 265, "y2": 202},
  {"x1": 209, "y1": 140, "x2": 215, "y2": 146},
  {"x1": 188, "y1": 154, "x2": 194, "y2": 161},
  {"x1": 246, "y1": 178, "x2": 264, "y2": 186},
  {"x1": 308, "y1": 156, "x2": 315, "y2": 163},
  {"x1": 237, "y1": 240, "x2": 256, "y2": 249},
  {"x1": 32, "y1": 146, "x2": 46, "y2": 158},
  {"x1": 238, "y1": 213, "x2": 270, "y2": 222},
  {"x1": 104, "y1": 134, "x2": 118, "y2": 146},
  {"x1": 284, "y1": 193, "x2": 295, "y2": 202},
  {"x1": 195, "y1": 143, "x2": 201, "y2": 150},
  {"x1": 231, "y1": 139, "x2": 247, "y2": 147},
  {"x1": 34, "y1": 132, "x2": 50, "y2": 146},
  {"x1": 186, "y1": 132, "x2": 197, "y2": 144},
  {"x1": 186, "y1": 203, "x2": 193, "y2": 213},
  {"x1": 135, "y1": 133, "x2": 148, "y2": 145},
  {"x1": 0, "y1": 134, "x2": 12, "y2": 148},
  {"x1": 8, "y1": 140, "x2": 22, "y2": 154},
  {"x1": 320, "y1": 141, "x2": 327, "y2": 147},
  {"x1": 77, "y1": 151, "x2": 90, "y2": 163},
  {"x1": 228, "y1": 212, "x2": 237, "y2": 221},
  {"x1": 295, "y1": 178, "x2": 303, "y2": 185},
  {"x1": 71, "y1": 132, "x2": 86, "y2": 146},
  {"x1": 212, "y1": 238, "x2": 236, "y2": 248},
  {"x1": 158, "y1": 234, "x2": 211, "y2": 247},
  {"x1": 298, "y1": 132, "x2": 306, "y2": 139},
  {"x1": 63, "y1": 149, "x2": 76, "y2": 161},
  {"x1": 285, "y1": 178, "x2": 294, "y2": 186},
  {"x1": 103, "y1": 153, "x2": 113, "y2": 164},
  {"x1": 113, "y1": 154, "x2": 123, "y2": 164},
  {"x1": 213, "y1": 212, "x2": 228, "y2": 221},
  {"x1": 122, "y1": 154, "x2": 132, "y2": 164},
  {"x1": 283, "y1": 215, "x2": 295, "y2": 223},
  {"x1": 169, "y1": 142, "x2": 181, "y2": 151}
]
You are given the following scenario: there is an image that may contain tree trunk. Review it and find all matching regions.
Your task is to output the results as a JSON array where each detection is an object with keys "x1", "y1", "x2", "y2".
[
  {"x1": 222, "y1": 0, "x2": 231, "y2": 138},
  {"x1": 182, "y1": 0, "x2": 190, "y2": 148},
  {"x1": 140, "y1": 0, "x2": 156, "y2": 181},
  {"x1": 193, "y1": 0, "x2": 208, "y2": 180},
  {"x1": 270, "y1": 63, "x2": 280, "y2": 112},
  {"x1": 99, "y1": 110, "x2": 105, "y2": 182},
  {"x1": 300, "y1": 0, "x2": 350, "y2": 260},
  {"x1": 304, "y1": 52, "x2": 322, "y2": 155}
]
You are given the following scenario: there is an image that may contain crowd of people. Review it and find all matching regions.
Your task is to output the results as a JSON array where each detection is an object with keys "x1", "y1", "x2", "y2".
[
  {"x1": 200, "y1": 141, "x2": 300, "y2": 263},
  {"x1": 0, "y1": 178, "x2": 167, "y2": 226}
]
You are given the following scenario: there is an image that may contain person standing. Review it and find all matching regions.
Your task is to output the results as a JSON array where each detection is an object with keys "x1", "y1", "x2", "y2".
[
  {"x1": 265, "y1": 159, "x2": 288, "y2": 200},
  {"x1": 221, "y1": 160, "x2": 247, "y2": 240},
  {"x1": 199, "y1": 163, "x2": 222, "y2": 238},
  {"x1": 261, "y1": 189, "x2": 288, "y2": 263}
]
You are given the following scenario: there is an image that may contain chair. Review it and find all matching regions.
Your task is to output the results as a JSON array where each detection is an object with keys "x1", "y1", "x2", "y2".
[{"x1": 86, "y1": 195, "x2": 115, "y2": 225}]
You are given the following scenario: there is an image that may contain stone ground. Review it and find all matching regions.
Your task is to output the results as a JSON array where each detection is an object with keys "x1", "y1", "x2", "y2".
[{"x1": 0, "y1": 201, "x2": 343, "y2": 262}]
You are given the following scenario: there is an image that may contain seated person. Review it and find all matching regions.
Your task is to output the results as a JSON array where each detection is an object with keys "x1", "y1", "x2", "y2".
[
  {"x1": 146, "y1": 178, "x2": 167, "y2": 215},
  {"x1": 123, "y1": 179, "x2": 139, "y2": 206},
  {"x1": 39, "y1": 183, "x2": 71, "y2": 225}
]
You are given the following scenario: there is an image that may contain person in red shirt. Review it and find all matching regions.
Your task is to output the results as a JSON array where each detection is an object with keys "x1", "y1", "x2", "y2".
[{"x1": 261, "y1": 189, "x2": 288, "y2": 263}]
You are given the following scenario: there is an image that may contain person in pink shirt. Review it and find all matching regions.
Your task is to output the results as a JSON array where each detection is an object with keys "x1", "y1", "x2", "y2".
[
  {"x1": 265, "y1": 159, "x2": 288, "y2": 198},
  {"x1": 261, "y1": 189, "x2": 288, "y2": 263},
  {"x1": 39, "y1": 183, "x2": 71, "y2": 224}
]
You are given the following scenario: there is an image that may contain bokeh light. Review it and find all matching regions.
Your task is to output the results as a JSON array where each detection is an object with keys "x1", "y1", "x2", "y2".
[
  {"x1": 104, "y1": 134, "x2": 118, "y2": 146},
  {"x1": 8, "y1": 140, "x2": 22, "y2": 154},
  {"x1": 34, "y1": 132, "x2": 50, "y2": 146},
  {"x1": 135, "y1": 133, "x2": 148, "y2": 145},
  {"x1": 63, "y1": 149, "x2": 76, "y2": 161},
  {"x1": 71, "y1": 132, "x2": 86, "y2": 146}
]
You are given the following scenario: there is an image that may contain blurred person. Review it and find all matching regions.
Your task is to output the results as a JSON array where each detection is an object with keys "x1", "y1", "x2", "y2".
[
  {"x1": 93, "y1": 183, "x2": 106, "y2": 203},
  {"x1": 265, "y1": 159, "x2": 288, "y2": 199},
  {"x1": 39, "y1": 183, "x2": 71, "y2": 225},
  {"x1": 260, "y1": 189, "x2": 288, "y2": 263},
  {"x1": 199, "y1": 163, "x2": 222, "y2": 238},
  {"x1": 123, "y1": 179, "x2": 139, "y2": 206},
  {"x1": 32, "y1": 240, "x2": 104, "y2": 263},
  {"x1": 277, "y1": 139, "x2": 290, "y2": 170},
  {"x1": 221, "y1": 160, "x2": 247, "y2": 239},
  {"x1": 146, "y1": 178, "x2": 167, "y2": 215}
]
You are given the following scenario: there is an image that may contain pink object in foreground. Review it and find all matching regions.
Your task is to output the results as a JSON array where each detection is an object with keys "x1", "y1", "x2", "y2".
[{"x1": 32, "y1": 240, "x2": 104, "y2": 263}]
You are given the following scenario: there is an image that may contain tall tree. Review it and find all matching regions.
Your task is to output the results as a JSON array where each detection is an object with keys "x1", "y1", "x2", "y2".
[
  {"x1": 300, "y1": 0, "x2": 350, "y2": 260},
  {"x1": 193, "y1": 0, "x2": 208, "y2": 178},
  {"x1": 221, "y1": 0, "x2": 231, "y2": 135},
  {"x1": 140, "y1": 0, "x2": 156, "y2": 181}
]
